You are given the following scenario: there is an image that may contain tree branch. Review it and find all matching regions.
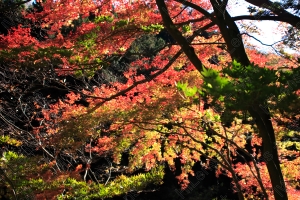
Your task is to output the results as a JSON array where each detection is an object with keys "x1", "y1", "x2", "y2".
[
  {"x1": 232, "y1": 15, "x2": 290, "y2": 23},
  {"x1": 156, "y1": 0, "x2": 205, "y2": 74},
  {"x1": 245, "y1": 0, "x2": 300, "y2": 29},
  {"x1": 87, "y1": 49, "x2": 183, "y2": 114}
]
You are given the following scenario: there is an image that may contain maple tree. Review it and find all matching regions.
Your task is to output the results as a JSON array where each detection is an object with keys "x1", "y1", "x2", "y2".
[{"x1": 0, "y1": 0, "x2": 300, "y2": 199}]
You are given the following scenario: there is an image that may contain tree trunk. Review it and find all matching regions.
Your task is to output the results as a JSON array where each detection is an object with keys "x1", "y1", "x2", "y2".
[{"x1": 248, "y1": 104, "x2": 288, "y2": 200}]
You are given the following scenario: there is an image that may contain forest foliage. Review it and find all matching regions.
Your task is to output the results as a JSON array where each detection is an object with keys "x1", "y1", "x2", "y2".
[{"x1": 0, "y1": 0, "x2": 300, "y2": 200}]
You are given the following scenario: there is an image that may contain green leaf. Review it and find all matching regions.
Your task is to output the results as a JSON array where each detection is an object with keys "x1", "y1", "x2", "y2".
[
  {"x1": 176, "y1": 81, "x2": 188, "y2": 91},
  {"x1": 184, "y1": 86, "x2": 198, "y2": 97}
]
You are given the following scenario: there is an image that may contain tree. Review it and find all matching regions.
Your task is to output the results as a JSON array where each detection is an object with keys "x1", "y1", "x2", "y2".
[
  {"x1": 155, "y1": 0, "x2": 300, "y2": 199},
  {"x1": 0, "y1": 0, "x2": 300, "y2": 199}
]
